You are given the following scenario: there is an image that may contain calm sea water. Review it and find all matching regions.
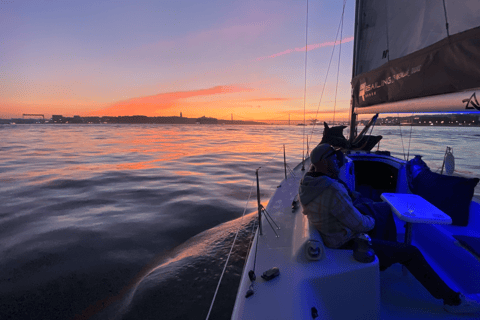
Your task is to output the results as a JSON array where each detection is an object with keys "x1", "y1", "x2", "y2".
[{"x1": 1, "y1": 124, "x2": 479, "y2": 320}]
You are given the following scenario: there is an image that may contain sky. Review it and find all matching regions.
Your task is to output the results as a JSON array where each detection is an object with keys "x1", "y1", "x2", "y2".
[{"x1": 1, "y1": 0, "x2": 356, "y2": 122}]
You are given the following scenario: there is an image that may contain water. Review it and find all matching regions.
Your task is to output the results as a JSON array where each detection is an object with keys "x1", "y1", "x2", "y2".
[{"x1": 1, "y1": 124, "x2": 479, "y2": 320}]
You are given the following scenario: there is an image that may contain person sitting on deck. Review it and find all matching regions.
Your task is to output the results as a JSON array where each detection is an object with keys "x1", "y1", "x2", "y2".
[{"x1": 298, "y1": 143, "x2": 480, "y2": 314}]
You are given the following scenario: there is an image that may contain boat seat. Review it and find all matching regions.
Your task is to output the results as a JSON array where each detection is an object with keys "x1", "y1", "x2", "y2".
[{"x1": 411, "y1": 200, "x2": 480, "y2": 294}]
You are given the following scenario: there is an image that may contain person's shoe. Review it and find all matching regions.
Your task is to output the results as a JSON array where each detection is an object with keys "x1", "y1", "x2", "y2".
[{"x1": 444, "y1": 293, "x2": 480, "y2": 314}]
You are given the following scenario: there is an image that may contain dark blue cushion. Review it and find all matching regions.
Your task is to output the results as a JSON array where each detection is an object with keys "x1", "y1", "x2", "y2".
[{"x1": 408, "y1": 163, "x2": 479, "y2": 226}]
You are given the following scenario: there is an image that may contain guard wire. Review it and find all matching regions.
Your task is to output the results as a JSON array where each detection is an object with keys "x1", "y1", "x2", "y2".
[{"x1": 205, "y1": 178, "x2": 255, "y2": 320}]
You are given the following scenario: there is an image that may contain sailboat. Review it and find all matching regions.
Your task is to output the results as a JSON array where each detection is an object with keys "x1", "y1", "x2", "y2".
[{"x1": 231, "y1": 0, "x2": 480, "y2": 319}]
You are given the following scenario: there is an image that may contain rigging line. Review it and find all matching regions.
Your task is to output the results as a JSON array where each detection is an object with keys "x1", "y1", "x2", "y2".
[
  {"x1": 252, "y1": 220, "x2": 260, "y2": 272},
  {"x1": 442, "y1": 0, "x2": 450, "y2": 37},
  {"x1": 241, "y1": 218, "x2": 258, "y2": 273},
  {"x1": 308, "y1": 0, "x2": 348, "y2": 145},
  {"x1": 205, "y1": 178, "x2": 255, "y2": 320},
  {"x1": 362, "y1": 116, "x2": 377, "y2": 148},
  {"x1": 333, "y1": 2, "x2": 345, "y2": 125},
  {"x1": 242, "y1": 198, "x2": 261, "y2": 271},
  {"x1": 261, "y1": 207, "x2": 280, "y2": 237},
  {"x1": 286, "y1": 163, "x2": 298, "y2": 179},
  {"x1": 406, "y1": 113, "x2": 414, "y2": 161},
  {"x1": 302, "y1": 0, "x2": 309, "y2": 165},
  {"x1": 384, "y1": 1, "x2": 390, "y2": 61},
  {"x1": 397, "y1": 113, "x2": 406, "y2": 161},
  {"x1": 369, "y1": 118, "x2": 376, "y2": 135},
  {"x1": 287, "y1": 165, "x2": 297, "y2": 179},
  {"x1": 261, "y1": 145, "x2": 286, "y2": 169}
]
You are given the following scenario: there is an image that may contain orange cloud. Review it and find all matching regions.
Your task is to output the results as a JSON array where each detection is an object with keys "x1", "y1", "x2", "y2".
[
  {"x1": 89, "y1": 85, "x2": 254, "y2": 117},
  {"x1": 255, "y1": 36, "x2": 354, "y2": 61}
]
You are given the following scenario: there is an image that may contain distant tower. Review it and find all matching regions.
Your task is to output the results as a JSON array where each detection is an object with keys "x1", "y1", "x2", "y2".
[
  {"x1": 180, "y1": 112, "x2": 182, "y2": 118},
  {"x1": 231, "y1": 113, "x2": 233, "y2": 121}
]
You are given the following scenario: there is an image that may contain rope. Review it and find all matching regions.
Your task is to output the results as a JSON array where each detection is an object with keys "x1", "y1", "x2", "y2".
[
  {"x1": 332, "y1": 2, "x2": 345, "y2": 125},
  {"x1": 302, "y1": 0, "x2": 309, "y2": 164},
  {"x1": 205, "y1": 179, "x2": 255, "y2": 320},
  {"x1": 406, "y1": 113, "x2": 414, "y2": 161},
  {"x1": 384, "y1": 1, "x2": 390, "y2": 62},
  {"x1": 308, "y1": 0, "x2": 347, "y2": 144},
  {"x1": 442, "y1": 0, "x2": 450, "y2": 37},
  {"x1": 261, "y1": 146, "x2": 285, "y2": 168},
  {"x1": 397, "y1": 113, "x2": 406, "y2": 160}
]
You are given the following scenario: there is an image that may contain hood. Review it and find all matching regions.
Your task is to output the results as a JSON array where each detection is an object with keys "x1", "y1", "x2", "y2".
[{"x1": 298, "y1": 174, "x2": 335, "y2": 206}]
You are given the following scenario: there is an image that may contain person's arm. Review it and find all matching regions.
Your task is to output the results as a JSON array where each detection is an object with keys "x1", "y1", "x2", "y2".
[{"x1": 330, "y1": 184, "x2": 375, "y2": 232}]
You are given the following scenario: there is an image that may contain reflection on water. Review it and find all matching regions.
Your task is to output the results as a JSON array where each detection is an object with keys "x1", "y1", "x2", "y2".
[{"x1": 0, "y1": 124, "x2": 479, "y2": 319}]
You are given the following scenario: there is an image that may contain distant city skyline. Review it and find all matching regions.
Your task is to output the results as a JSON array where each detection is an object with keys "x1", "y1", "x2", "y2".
[
  {"x1": 1, "y1": 1, "x2": 355, "y2": 121},
  {"x1": 3, "y1": 113, "x2": 479, "y2": 127}
]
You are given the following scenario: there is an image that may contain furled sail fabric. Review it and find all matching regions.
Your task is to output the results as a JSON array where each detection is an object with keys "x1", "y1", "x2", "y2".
[{"x1": 351, "y1": 0, "x2": 480, "y2": 114}]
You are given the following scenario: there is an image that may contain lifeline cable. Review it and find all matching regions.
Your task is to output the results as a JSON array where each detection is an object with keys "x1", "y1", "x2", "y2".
[
  {"x1": 241, "y1": 217, "x2": 258, "y2": 273},
  {"x1": 261, "y1": 145, "x2": 286, "y2": 169},
  {"x1": 205, "y1": 179, "x2": 255, "y2": 320},
  {"x1": 205, "y1": 143, "x2": 300, "y2": 318}
]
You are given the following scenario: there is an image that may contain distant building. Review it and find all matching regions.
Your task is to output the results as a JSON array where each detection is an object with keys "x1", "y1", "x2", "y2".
[
  {"x1": 180, "y1": 112, "x2": 182, "y2": 118},
  {"x1": 195, "y1": 116, "x2": 218, "y2": 124},
  {"x1": 71, "y1": 115, "x2": 83, "y2": 123},
  {"x1": 52, "y1": 115, "x2": 63, "y2": 123}
]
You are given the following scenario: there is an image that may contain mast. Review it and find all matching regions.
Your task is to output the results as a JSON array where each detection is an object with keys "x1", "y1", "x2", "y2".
[{"x1": 349, "y1": 0, "x2": 361, "y2": 143}]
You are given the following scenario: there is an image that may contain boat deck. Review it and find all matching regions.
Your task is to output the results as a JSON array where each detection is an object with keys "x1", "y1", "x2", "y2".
[
  {"x1": 379, "y1": 263, "x2": 471, "y2": 319},
  {"x1": 231, "y1": 158, "x2": 480, "y2": 319}
]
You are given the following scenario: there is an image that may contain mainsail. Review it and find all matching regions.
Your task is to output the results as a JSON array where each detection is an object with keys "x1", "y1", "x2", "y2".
[{"x1": 351, "y1": 0, "x2": 480, "y2": 114}]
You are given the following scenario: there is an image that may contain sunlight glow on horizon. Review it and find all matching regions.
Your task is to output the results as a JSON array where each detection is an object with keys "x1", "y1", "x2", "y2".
[{"x1": 1, "y1": 1, "x2": 356, "y2": 121}]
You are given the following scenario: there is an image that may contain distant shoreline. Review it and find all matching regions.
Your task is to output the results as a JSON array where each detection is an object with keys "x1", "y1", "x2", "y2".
[
  {"x1": 1, "y1": 113, "x2": 479, "y2": 126},
  {"x1": 2, "y1": 122, "x2": 480, "y2": 127},
  {"x1": 0, "y1": 115, "x2": 266, "y2": 125}
]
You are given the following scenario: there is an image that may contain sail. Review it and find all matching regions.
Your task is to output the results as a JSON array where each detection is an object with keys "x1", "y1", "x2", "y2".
[{"x1": 351, "y1": 0, "x2": 480, "y2": 114}]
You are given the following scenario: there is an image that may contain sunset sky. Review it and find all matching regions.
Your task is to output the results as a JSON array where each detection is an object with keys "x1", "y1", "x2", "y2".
[{"x1": 1, "y1": 0, "x2": 355, "y2": 121}]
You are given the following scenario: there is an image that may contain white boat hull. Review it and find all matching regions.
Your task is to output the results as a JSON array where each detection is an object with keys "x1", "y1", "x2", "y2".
[{"x1": 232, "y1": 153, "x2": 480, "y2": 319}]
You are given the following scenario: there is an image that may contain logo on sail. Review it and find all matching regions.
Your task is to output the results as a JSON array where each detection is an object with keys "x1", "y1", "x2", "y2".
[
  {"x1": 358, "y1": 65, "x2": 422, "y2": 104},
  {"x1": 463, "y1": 93, "x2": 480, "y2": 111},
  {"x1": 359, "y1": 82, "x2": 366, "y2": 102}
]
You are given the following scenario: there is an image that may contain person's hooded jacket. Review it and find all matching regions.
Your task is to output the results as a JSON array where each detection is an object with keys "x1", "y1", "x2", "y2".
[{"x1": 298, "y1": 172, "x2": 375, "y2": 248}]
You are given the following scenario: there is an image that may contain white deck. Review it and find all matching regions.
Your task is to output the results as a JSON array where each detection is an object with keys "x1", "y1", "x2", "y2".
[{"x1": 231, "y1": 157, "x2": 480, "y2": 319}]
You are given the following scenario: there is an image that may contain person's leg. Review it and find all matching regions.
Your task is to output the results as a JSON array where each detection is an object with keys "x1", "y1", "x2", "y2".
[
  {"x1": 371, "y1": 239, "x2": 460, "y2": 305},
  {"x1": 371, "y1": 202, "x2": 397, "y2": 242}
]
